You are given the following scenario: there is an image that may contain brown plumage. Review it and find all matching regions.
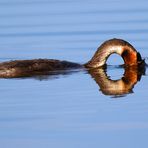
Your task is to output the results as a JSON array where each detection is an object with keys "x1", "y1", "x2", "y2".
[
  {"x1": 85, "y1": 38, "x2": 144, "y2": 68},
  {"x1": 0, "y1": 38, "x2": 145, "y2": 78},
  {"x1": 0, "y1": 59, "x2": 81, "y2": 78}
]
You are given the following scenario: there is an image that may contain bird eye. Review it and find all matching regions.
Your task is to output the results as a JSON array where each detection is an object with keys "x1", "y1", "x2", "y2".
[{"x1": 137, "y1": 52, "x2": 142, "y2": 62}]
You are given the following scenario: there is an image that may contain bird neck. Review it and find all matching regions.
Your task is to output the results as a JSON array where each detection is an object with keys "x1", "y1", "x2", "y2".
[{"x1": 85, "y1": 39, "x2": 143, "y2": 69}]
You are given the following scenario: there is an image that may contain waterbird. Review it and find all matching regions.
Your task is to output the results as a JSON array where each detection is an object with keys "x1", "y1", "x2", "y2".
[{"x1": 0, "y1": 38, "x2": 145, "y2": 78}]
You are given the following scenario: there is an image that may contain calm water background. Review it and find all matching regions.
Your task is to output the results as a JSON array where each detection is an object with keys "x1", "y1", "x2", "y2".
[{"x1": 0, "y1": 0, "x2": 148, "y2": 147}]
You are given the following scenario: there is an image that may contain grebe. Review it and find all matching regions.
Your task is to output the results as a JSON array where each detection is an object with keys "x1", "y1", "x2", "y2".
[{"x1": 0, "y1": 38, "x2": 145, "y2": 78}]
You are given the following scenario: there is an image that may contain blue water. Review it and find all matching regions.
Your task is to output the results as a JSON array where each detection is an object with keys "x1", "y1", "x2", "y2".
[{"x1": 0, "y1": 0, "x2": 148, "y2": 147}]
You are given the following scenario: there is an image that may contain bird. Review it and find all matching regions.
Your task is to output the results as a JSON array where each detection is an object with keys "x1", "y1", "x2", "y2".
[{"x1": 0, "y1": 38, "x2": 145, "y2": 78}]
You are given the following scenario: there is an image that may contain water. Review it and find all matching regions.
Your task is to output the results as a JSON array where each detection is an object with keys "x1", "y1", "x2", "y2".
[{"x1": 0, "y1": 0, "x2": 148, "y2": 147}]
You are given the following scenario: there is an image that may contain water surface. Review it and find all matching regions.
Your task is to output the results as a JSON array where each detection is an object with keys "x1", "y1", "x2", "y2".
[{"x1": 0, "y1": 0, "x2": 148, "y2": 147}]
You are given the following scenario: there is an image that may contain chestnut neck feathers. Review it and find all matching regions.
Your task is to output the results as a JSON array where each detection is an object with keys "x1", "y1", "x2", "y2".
[{"x1": 85, "y1": 38, "x2": 143, "y2": 68}]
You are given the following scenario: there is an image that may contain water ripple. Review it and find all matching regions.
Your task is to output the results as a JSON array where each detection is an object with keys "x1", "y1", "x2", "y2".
[{"x1": 0, "y1": 29, "x2": 148, "y2": 37}]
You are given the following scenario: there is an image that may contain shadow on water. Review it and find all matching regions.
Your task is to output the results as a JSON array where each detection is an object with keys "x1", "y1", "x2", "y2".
[
  {"x1": 88, "y1": 65, "x2": 146, "y2": 97},
  {"x1": 11, "y1": 69, "x2": 83, "y2": 81}
]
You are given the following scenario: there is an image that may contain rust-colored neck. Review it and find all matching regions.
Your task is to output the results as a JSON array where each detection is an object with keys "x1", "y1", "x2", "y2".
[{"x1": 85, "y1": 38, "x2": 143, "y2": 68}]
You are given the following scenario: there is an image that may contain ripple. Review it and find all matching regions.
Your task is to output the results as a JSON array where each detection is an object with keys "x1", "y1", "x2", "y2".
[{"x1": 0, "y1": 29, "x2": 148, "y2": 37}]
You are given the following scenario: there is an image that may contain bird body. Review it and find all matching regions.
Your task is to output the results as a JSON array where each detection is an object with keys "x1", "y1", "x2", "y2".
[
  {"x1": 0, "y1": 59, "x2": 81, "y2": 78},
  {"x1": 0, "y1": 38, "x2": 145, "y2": 78}
]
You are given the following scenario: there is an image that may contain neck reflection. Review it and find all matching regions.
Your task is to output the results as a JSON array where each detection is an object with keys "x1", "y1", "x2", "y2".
[{"x1": 88, "y1": 66, "x2": 145, "y2": 97}]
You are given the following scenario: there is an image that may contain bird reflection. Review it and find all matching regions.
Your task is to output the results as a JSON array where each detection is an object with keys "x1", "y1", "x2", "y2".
[{"x1": 88, "y1": 66, "x2": 145, "y2": 97}]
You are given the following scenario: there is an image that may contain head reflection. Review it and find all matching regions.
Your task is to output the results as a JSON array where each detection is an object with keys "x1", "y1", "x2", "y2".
[{"x1": 88, "y1": 66, "x2": 145, "y2": 97}]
